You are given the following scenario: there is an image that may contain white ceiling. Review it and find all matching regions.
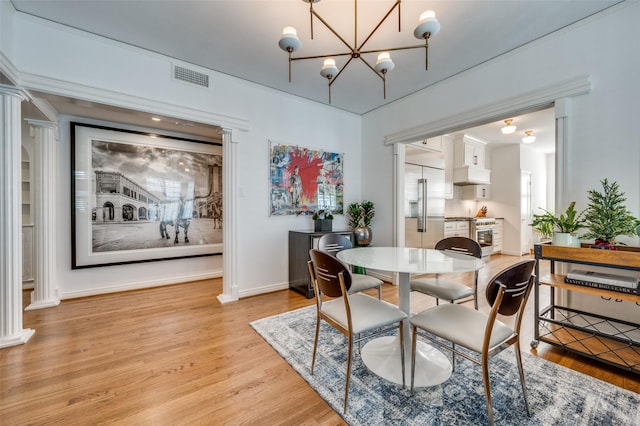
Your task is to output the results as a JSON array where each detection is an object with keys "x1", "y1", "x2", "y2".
[{"x1": 11, "y1": 0, "x2": 612, "y2": 150}]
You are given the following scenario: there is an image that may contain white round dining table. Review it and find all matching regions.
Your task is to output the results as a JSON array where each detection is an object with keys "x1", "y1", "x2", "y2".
[{"x1": 337, "y1": 246, "x2": 485, "y2": 387}]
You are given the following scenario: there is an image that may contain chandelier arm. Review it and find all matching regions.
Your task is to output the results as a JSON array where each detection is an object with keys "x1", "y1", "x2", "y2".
[
  {"x1": 328, "y1": 56, "x2": 355, "y2": 90},
  {"x1": 310, "y1": 9, "x2": 355, "y2": 53},
  {"x1": 359, "y1": 43, "x2": 427, "y2": 55},
  {"x1": 358, "y1": 0, "x2": 401, "y2": 52},
  {"x1": 383, "y1": 72, "x2": 387, "y2": 99},
  {"x1": 309, "y1": 1, "x2": 314, "y2": 39},
  {"x1": 425, "y1": 37, "x2": 429, "y2": 70},
  {"x1": 290, "y1": 51, "x2": 353, "y2": 62}
]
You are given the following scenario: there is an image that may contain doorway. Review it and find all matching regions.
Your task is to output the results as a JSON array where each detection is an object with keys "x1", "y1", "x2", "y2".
[{"x1": 395, "y1": 107, "x2": 556, "y2": 256}]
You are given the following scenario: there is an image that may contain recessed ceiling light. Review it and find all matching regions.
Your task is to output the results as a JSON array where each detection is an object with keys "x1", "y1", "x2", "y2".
[{"x1": 151, "y1": 117, "x2": 161, "y2": 121}]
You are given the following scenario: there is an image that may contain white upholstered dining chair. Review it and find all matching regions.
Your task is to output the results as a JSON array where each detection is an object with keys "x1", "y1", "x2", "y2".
[
  {"x1": 410, "y1": 236, "x2": 483, "y2": 309},
  {"x1": 307, "y1": 248, "x2": 407, "y2": 413},
  {"x1": 318, "y1": 233, "x2": 382, "y2": 299},
  {"x1": 410, "y1": 259, "x2": 536, "y2": 426}
]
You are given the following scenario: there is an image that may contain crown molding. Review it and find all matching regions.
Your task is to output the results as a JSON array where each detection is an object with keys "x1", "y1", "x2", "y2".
[
  {"x1": 384, "y1": 75, "x2": 591, "y2": 145},
  {"x1": 18, "y1": 71, "x2": 249, "y2": 132}
]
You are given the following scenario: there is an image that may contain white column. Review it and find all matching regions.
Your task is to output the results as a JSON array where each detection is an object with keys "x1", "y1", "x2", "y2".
[
  {"x1": 0, "y1": 84, "x2": 35, "y2": 347},
  {"x1": 217, "y1": 128, "x2": 239, "y2": 304},
  {"x1": 554, "y1": 98, "x2": 571, "y2": 211},
  {"x1": 25, "y1": 119, "x2": 60, "y2": 310}
]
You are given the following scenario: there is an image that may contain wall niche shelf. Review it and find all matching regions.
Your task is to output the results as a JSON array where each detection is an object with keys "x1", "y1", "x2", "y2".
[{"x1": 532, "y1": 243, "x2": 640, "y2": 374}]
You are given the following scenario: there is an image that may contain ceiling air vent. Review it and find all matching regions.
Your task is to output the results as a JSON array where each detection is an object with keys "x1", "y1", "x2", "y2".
[{"x1": 173, "y1": 65, "x2": 209, "y2": 88}]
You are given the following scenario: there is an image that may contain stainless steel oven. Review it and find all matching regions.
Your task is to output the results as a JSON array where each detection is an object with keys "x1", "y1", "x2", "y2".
[{"x1": 471, "y1": 218, "x2": 496, "y2": 257}]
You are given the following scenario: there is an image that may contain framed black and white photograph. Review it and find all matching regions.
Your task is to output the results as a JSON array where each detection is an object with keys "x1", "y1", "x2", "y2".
[{"x1": 71, "y1": 122, "x2": 223, "y2": 269}]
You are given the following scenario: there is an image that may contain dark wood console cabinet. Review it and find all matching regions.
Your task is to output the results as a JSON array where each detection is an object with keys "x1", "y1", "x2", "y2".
[{"x1": 288, "y1": 230, "x2": 353, "y2": 298}]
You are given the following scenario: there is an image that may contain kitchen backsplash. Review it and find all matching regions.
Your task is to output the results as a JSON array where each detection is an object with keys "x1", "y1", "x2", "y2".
[{"x1": 445, "y1": 185, "x2": 478, "y2": 217}]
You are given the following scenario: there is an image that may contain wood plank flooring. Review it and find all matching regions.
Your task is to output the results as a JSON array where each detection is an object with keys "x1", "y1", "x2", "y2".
[{"x1": 1, "y1": 254, "x2": 638, "y2": 425}]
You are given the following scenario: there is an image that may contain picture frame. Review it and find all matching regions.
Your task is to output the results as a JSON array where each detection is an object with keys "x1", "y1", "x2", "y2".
[
  {"x1": 269, "y1": 141, "x2": 344, "y2": 216},
  {"x1": 71, "y1": 122, "x2": 223, "y2": 269}
]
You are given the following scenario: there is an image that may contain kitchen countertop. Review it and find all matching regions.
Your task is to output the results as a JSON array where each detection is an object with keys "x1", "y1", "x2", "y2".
[{"x1": 444, "y1": 217, "x2": 504, "y2": 220}]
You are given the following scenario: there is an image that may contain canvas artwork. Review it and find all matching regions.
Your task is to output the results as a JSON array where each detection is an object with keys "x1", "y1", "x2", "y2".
[
  {"x1": 269, "y1": 141, "x2": 344, "y2": 216},
  {"x1": 72, "y1": 122, "x2": 223, "y2": 268}
]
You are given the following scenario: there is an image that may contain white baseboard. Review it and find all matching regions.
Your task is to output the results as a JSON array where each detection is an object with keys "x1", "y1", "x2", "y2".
[
  {"x1": 58, "y1": 272, "x2": 222, "y2": 300},
  {"x1": 239, "y1": 282, "x2": 289, "y2": 299}
]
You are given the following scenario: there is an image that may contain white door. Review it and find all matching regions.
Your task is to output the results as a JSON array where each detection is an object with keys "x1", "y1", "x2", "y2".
[{"x1": 521, "y1": 171, "x2": 532, "y2": 254}]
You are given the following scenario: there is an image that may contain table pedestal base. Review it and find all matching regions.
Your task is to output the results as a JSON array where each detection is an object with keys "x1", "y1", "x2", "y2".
[{"x1": 361, "y1": 335, "x2": 452, "y2": 387}]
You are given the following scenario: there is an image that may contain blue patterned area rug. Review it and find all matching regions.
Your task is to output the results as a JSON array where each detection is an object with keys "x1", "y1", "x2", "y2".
[{"x1": 250, "y1": 306, "x2": 640, "y2": 426}]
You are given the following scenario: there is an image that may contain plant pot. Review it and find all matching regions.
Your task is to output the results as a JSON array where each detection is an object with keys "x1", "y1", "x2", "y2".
[
  {"x1": 590, "y1": 239, "x2": 617, "y2": 250},
  {"x1": 314, "y1": 219, "x2": 332, "y2": 232},
  {"x1": 353, "y1": 226, "x2": 372, "y2": 246},
  {"x1": 551, "y1": 232, "x2": 580, "y2": 247}
]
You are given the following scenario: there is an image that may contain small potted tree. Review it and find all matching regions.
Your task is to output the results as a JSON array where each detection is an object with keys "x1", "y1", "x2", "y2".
[
  {"x1": 346, "y1": 200, "x2": 375, "y2": 246},
  {"x1": 530, "y1": 201, "x2": 584, "y2": 247},
  {"x1": 582, "y1": 179, "x2": 639, "y2": 250}
]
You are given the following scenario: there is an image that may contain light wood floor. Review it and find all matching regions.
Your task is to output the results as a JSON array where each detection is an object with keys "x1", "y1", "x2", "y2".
[{"x1": 1, "y1": 254, "x2": 638, "y2": 425}]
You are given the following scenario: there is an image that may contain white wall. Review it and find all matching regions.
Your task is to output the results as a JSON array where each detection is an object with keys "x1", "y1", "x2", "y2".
[
  {"x1": 362, "y1": 1, "x2": 640, "y2": 249},
  {"x1": 4, "y1": 0, "x2": 640, "y2": 300},
  {"x1": 487, "y1": 145, "x2": 522, "y2": 255},
  {"x1": 5, "y1": 5, "x2": 362, "y2": 298},
  {"x1": 521, "y1": 143, "x2": 549, "y2": 249}
]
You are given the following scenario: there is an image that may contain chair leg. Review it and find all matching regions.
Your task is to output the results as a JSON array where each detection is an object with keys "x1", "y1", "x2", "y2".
[
  {"x1": 452, "y1": 342, "x2": 456, "y2": 371},
  {"x1": 410, "y1": 326, "x2": 417, "y2": 393},
  {"x1": 481, "y1": 356, "x2": 495, "y2": 426},
  {"x1": 377, "y1": 284, "x2": 382, "y2": 300},
  {"x1": 473, "y1": 272, "x2": 479, "y2": 310},
  {"x1": 311, "y1": 315, "x2": 321, "y2": 374},
  {"x1": 399, "y1": 321, "x2": 405, "y2": 388},
  {"x1": 343, "y1": 333, "x2": 354, "y2": 413},
  {"x1": 514, "y1": 343, "x2": 531, "y2": 416}
]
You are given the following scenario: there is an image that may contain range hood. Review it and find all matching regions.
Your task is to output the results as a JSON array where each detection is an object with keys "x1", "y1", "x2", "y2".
[{"x1": 453, "y1": 165, "x2": 491, "y2": 185}]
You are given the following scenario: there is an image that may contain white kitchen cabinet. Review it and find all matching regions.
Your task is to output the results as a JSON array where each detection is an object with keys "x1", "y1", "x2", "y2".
[
  {"x1": 463, "y1": 184, "x2": 491, "y2": 200},
  {"x1": 493, "y1": 219, "x2": 504, "y2": 253},
  {"x1": 454, "y1": 135, "x2": 486, "y2": 168},
  {"x1": 452, "y1": 135, "x2": 491, "y2": 185},
  {"x1": 444, "y1": 220, "x2": 469, "y2": 239}
]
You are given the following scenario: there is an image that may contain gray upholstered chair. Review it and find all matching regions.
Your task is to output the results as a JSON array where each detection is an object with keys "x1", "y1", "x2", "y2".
[
  {"x1": 410, "y1": 236, "x2": 483, "y2": 309},
  {"x1": 318, "y1": 233, "x2": 382, "y2": 299},
  {"x1": 410, "y1": 259, "x2": 536, "y2": 426},
  {"x1": 307, "y1": 249, "x2": 407, "y2": 413}
]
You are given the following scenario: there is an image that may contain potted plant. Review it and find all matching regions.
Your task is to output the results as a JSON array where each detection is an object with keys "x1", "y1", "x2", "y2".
[
  {"x1": 529, "y1": 201, "x2": 584, "y2": 247},
  {"x1": 582, "y1": 179, "x2": 639, "y2": 249},
  {"x1": 346, "y1": 201, "x2": 375, "y2": 246},
  {"x1": 312, "y1": 209, "x2": 333, "y2": 232}
]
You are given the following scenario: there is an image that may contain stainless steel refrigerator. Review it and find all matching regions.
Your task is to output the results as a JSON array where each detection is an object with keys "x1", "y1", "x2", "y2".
[{"x1": 405, "y1": 158, "x2": 445, "y2": 249}]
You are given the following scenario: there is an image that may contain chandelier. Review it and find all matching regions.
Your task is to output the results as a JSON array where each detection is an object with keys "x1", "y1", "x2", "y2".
[{"x1": 278, "y1": 0, "x2": 441, "y2": 103}]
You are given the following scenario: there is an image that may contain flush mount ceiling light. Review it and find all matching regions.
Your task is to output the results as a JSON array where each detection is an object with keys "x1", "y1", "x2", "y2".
[
  {"x1": 501, "y1": 119, "x2": 516, "y2": 134},
  {"x1": 522, "y1": 130, "x2": 536, "y2": 144},
  {"x1": 278, "y1": 0, "x2": 441, "y2": 104}
]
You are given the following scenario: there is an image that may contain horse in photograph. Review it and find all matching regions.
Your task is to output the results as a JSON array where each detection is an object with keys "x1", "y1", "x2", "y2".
[
  {"x1": 211, "y1": 198, "x2": 222, "y2": 229},
  {"x1": 159, "y1": 198, "x2": 192, "y2": 244}
]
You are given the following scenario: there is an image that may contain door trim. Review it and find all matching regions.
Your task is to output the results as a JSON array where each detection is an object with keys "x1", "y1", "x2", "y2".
[{"x1": 389, "y1": 75, "x2": 591, "y2": 248}]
